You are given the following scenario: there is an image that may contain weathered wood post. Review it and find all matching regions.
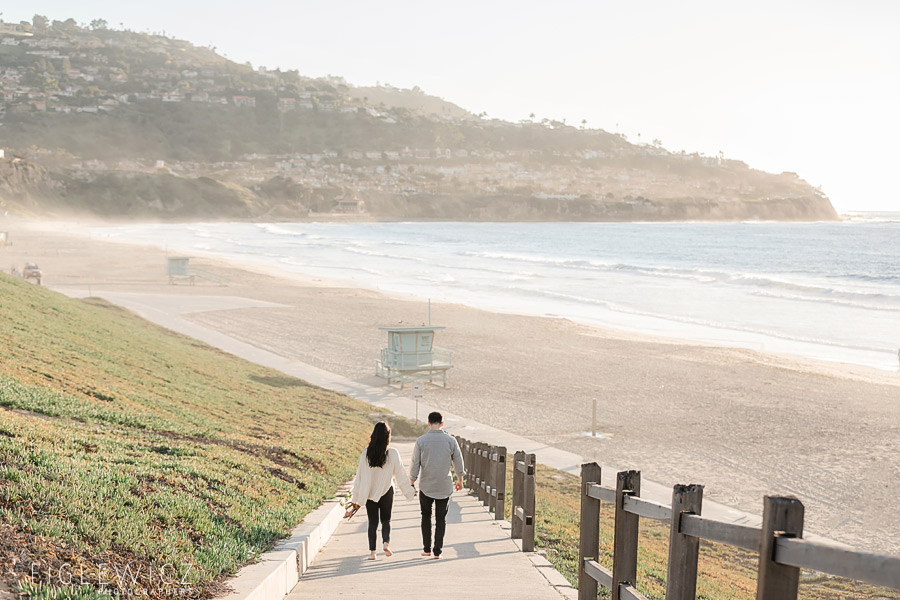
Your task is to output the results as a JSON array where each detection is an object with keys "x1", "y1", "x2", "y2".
[
  {"x1": 474, "y1": 442, "x2": 482, "y2": 501},
  {"x1": 757, "y1": 496, "x2": 804, "y2": 600},
  {"x1": 488, "y1": 445, "x2": 498, "y2": 514},
  {"x1": 579, "y1": 462, "x2": 602, "y2": 600},
  {"x1": 464, "y1": 438, "x2": 472, "y2": 491},
  {"x1": 511, "y1": 450, "x2": 525, "y2": 540},
  {"x1": 467, "y1": 440, "x2": 475, "y2": 492},
  {"x1": 521, "y1": 452, "x2": 536, "y2": 552},
  {"x1": 493, "y1": 445, "x2": 507, "y2": 519},
  {"x1": 481, "y1": 443, "x2": 491, "y2": 506},
  {"x1": 475, "y1": 443, "x2": 482, "y2": 498},
  {"x1": 479, "y1": 443, "x2": 489, "y2": 506},
  {"x1": 666, "y1": 484, "x2": 703, "y2": 600},
  {"x1": 612, "y1": 470, "x2": 641, "y2": 600},
  {"x1": 458, "y1": 438, "x2": 470, "y2": 490}
]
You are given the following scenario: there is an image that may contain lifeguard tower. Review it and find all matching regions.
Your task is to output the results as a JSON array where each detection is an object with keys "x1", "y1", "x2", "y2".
[
  {"x1": 375, "y1": 327, "x2": 453, "y2": 388},
  {"x1": 166, "y1": 256, "x2": 193, "y2": 284},
  {"x1": 166, "y1": 256, "x2": 226, "y2": 286}
]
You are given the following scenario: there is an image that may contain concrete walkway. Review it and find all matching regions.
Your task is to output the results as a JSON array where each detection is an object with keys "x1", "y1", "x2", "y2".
[{"x1": 287, "y1": 443, "x2": 564, "y2": 600}]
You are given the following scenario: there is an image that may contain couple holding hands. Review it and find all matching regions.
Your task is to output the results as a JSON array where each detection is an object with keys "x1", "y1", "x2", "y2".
[{"x1": 345, "y1": 411, "x2": 465, "y2": 560}]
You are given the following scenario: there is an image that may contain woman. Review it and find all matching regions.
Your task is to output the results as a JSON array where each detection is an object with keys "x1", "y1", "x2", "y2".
[{"x1": 345, "y1": 421, "x2": 415, "y2": 560}]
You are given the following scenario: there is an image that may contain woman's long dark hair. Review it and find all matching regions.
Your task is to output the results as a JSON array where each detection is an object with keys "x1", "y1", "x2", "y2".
[{"x1": 366, "y1": 422, "x2": 391, "y2": 468}]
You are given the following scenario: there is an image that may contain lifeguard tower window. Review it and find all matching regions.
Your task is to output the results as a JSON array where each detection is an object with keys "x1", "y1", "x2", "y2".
[{"x1": 376, "y1": 327, "x2": 453, "y2": 388}]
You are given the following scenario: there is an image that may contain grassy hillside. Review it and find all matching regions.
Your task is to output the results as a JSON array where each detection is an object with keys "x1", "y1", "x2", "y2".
[
  {"x1": 524, "y1": 465, "x2": 900, "y2": 600},
  {"x1": 0, "y1": 275, "x2": 377, "y2": 599}
]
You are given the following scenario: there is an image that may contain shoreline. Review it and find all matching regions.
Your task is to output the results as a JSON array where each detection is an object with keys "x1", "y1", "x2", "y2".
[
  {"x1": 4, "y1": 218, "x2": 900, "y2": 555},
  {"x1": 27, "y1": 217, "x2": 900, "y2": 373}
]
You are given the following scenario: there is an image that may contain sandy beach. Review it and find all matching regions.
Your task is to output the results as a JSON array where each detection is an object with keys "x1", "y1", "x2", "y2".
[{"x1": 4, "y1": 219, "x2": 900, "y2": 555}]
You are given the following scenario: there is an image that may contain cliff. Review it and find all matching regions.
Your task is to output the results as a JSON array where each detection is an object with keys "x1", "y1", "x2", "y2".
[{"x1": 0, "y1": 20, "x2": 838, "y2": 222}]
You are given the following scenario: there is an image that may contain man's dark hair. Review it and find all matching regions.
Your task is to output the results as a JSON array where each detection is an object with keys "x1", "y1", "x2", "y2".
[{"x1": 427, "y1": 411, "x2": 443, "y2": 425}]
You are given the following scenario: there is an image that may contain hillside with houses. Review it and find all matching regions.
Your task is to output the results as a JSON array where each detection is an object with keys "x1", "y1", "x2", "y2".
[{"x1": 0, "y1": 17, "x2": 838, "y2": 221}]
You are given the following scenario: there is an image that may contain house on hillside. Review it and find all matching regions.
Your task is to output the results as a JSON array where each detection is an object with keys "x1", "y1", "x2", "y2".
[
  {"x1": 333, "y1": 195, "x2": 366, "y2": 214},
  {"x1": 0, "y1": 21, "x2": 33, "y2": 37},
  {"x1": 277, "y1": 97, "x2": 297, "y2": 112},
  {"x1": 232, "y1": 95, "x2": 256, "y2": 108}
]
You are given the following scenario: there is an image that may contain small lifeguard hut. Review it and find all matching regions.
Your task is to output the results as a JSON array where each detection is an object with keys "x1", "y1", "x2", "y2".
[
  {"x1": 166, "y1": 256, "x2": 193, "y2": 285},
  {"x1": 166, "y1": 256, "x2": 226, "y2": 286},
  {"x1": 375, "y1": 326, "x2": 453, "y2": 388}
]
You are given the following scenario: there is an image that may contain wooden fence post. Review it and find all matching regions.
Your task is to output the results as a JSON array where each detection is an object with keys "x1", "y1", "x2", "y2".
[
  {"x1": 521, "y1": 453, "x2": 536, "y2": 552},
  {"x1": 512, "y1": 450, "x2": 525, "y2": 540},
  {"x1": 757, "y1": 496, "x2": 804, "y2": 600},
  {"x1": 666, "y1": 484, "x2": 703, "y2": 600},
  {"x1": 488, "y1": 445, "x2": 498, "y2": 514},
  {"x1": 579, "y1": 462, "x2": 602, "y2": 600},
  {"x1": 459, "y1": 438, "x2": 470, "y2": 490},
  {"x1": 479, "y1": 443, "x2": 489, "y2": 506},
  {"x1": 494, "y1": 446, "x2": 507, "y2": 520},
  {"x1": 612, "y1": 470, "x2": 641, "y2": 600},
  {"x1": 474, "y1": 442, "x2": 482, "y2": 501}
]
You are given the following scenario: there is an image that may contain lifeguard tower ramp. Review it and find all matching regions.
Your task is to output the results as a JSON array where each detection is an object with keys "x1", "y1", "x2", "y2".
[{"x1": 375, "y1": 326, "x2": 453, "y2": 388}]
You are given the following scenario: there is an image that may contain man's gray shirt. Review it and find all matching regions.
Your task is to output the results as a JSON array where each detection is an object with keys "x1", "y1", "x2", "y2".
[{"x1": 409, "y1": 429, "x2": 465, "y2": 499}]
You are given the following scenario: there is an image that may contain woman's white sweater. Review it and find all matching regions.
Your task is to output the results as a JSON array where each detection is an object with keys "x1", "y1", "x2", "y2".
[{"x1": 350, "y1": 447, "x2": 416, "y2": 505}]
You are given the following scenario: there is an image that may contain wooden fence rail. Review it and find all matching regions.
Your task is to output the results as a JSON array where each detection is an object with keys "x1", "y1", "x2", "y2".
[
  {"x1": 453, "y1": 434, "x2": 900, "y2": 597},
  {"x1": 455, "y1": 436, "x2": 507, "y2": 521},
  {"x1": 577, "y1": 464, "x2": 900, "y2": 600},
  {"x1": 455, "y1": 436, "x2": 537, "y2": 551}
]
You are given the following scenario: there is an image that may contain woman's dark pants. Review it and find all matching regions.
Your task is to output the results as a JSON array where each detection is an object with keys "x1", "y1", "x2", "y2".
[{"x1": 365, "y1": 489, "x2": 394, "y2": 552}]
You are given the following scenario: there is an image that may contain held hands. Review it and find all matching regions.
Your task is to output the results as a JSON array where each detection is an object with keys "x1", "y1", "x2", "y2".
[{"x1": 344, "y1": 503, "x2": 360, "y2": 519}]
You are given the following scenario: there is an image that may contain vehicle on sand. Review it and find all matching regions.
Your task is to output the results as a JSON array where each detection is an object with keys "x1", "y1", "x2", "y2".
[{"x1": 23, "y1": 262, "x2": 41, "y2": 285}]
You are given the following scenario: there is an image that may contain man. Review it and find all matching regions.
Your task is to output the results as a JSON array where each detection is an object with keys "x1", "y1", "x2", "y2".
[{"x1": 409, "y1": 411, "x2": 465, "y2": 559}]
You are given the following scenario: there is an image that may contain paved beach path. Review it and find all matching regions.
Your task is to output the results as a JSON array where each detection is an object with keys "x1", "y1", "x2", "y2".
[{"x1": 287, "y1": 443, "x2": 565, "y2": 600}]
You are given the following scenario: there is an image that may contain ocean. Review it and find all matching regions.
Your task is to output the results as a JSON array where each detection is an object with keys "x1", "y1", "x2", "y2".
[{"x1": 93, "y1": 215, "x2": 900, "y2": 371}]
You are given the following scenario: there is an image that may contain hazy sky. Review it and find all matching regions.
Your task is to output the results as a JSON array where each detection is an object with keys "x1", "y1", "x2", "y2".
[{"x1": 6, "y1": 1, "x2": 899, "y2": 211}]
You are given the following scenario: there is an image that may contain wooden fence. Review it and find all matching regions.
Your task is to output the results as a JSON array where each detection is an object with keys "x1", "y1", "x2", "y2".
[
  {"x1": 454, "y1": 435, "x2": 900, "y2": 598},
  {"x1": 456, "y1": 436, "x2": 535, "y2": 551},
  {"x1": 578, "y1": 465, "x2": 900, "y2": 600}
]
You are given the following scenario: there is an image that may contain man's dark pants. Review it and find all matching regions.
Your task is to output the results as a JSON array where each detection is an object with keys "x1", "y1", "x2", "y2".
[{"x1": 419, "y1": 492, "x2": 450, "y2": 556}]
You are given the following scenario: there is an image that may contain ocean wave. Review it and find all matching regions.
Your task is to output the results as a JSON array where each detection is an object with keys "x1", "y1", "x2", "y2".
[
  {"x1": 749, "y1": 289, "x2": 900, "y2": 312},
  {"x1": 518, "y1": 288, "x2": 892, "y2": 354},
  {"x1": 255, "y1": 223, "x2": 307, "y2": 237},
  {"x1": 342, "y1": 246, "x2": 427, "y2": 262},
  {"x1": 416, "y1": 273, "x2": 458, "y2": 285},
  {"x1": 460, "y1": 250, "x2": 899, "y2": 300}
]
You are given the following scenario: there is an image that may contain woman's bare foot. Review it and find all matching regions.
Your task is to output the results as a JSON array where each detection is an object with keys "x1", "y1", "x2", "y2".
[
  {"x1": 420, "y1": 552, "x2": 431, "y2": 557},
  {"x1": 368, "y1": 551, "x2": 376, "y2": 561},
  {"x1": 433, "y1": 554, "x2": 443, "y2": 560},
  {"x1": 383, "y1": 543, "x2": 392, "y2": 557}
]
